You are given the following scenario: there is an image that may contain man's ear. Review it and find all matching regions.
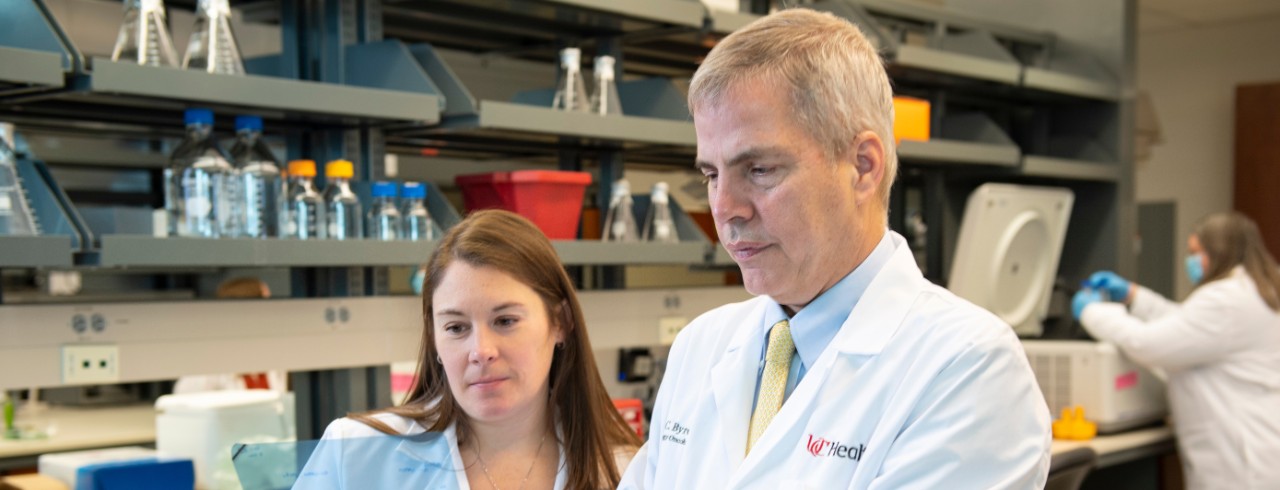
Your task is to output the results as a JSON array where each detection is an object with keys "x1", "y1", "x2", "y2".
[{"x1": 851, "y1": 130, "x2": 886, "y2": 205}]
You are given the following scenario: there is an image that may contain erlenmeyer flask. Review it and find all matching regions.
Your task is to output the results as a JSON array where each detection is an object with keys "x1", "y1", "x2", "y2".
[
  {"x1": 111, "y1": 0, "x2": 179, "y2": 67},
  {"x1": 601, "y1": 179, "x2": 639, "y2": 242},
  {"x1": 589, "y1": 55, "x2": 624, "y2": 116},
  {"x1": 642, "y1": 182, "x2": 679, "y2": 243},
  {"x1": 183, "y1": 0, "x2": 246, "y2": 75},
  {"x1": 552, "y1": 47, "x2": 589, "y2": 112}
]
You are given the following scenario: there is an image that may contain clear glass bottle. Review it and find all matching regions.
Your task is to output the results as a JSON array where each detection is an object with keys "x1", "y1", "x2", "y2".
[
  {"x1": 367, "y1": 181, "x2": 402, "y2": 241},
  {"x1": 601, "y1": 179, "x2": 639, "y2": 242},
  {"x1": 551, "y1": 47, "x2": 589, "y2": 112},
  {"x1": 324, "y1": 159, "x2": 362, "y2": 240},
  {"x1": 182, "y1": 0, "x2": 245, "y2": 75},
  {"x1": 589, "y1": 55, "x2": 623, "y2": 116},
  {"x1": 229, "y1": 116, "x2": 282, "y2": 238},
  {"x1": 0, "y1": 123, "x2": 39, "y2": 236},
  {"x1": 166, "y1": 108, "x2": 235, "y2": 237},
  {"x1": 282, "y1": 159, "x2": 325, "y2": 240},
  {"x1": 111, "y1": 0, "x2": 179, "y2": 67},
  {"x1": 401, "y1": 182, "x2": 435, "y2": 242},
  {"x1": 642, "y1": 182, "x2": 679, "y2": 243}
]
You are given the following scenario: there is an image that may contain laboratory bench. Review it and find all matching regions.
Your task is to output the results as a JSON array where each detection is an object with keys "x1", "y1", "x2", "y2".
[{"x1": 0, "y1": 404, "x2": 155, "y2": 472}]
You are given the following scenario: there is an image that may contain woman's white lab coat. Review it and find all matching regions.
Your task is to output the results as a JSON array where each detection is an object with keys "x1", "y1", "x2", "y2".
[
  {"x1": 1081, "y1": 266, "x2": 1280, "y2": 489},
  {"x1": 294, "y1": 413, "x2": 634, "y2": 489},
  {"x1": 620, "y1": 232, "x2": 1051, "y2": 489}
]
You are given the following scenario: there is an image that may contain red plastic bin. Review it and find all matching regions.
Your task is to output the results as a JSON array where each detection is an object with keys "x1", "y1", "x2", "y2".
[{"x1": 455, "y1": 170, "x2": 593, "y2": 239}]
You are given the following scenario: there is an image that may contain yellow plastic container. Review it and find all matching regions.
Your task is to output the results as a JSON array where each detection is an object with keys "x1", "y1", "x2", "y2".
[
  {"x1": 1052, "y1": 405, "x2": 1098, "y2": 441},
  {"x1": 893, "y1": 96, "x2": 931, "y2": 143}
]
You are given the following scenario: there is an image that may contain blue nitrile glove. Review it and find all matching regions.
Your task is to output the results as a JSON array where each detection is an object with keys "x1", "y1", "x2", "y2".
[
  {"x1": 1086, "y1": 271, "x2": 1130, "y2": 302},
  {"x1": 1072, "y1": 288, "x2": 1104, "y2": 320}
]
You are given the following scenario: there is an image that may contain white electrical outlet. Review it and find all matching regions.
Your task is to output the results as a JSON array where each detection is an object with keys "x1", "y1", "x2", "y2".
[
  {"x1": 658, "y1": 316, "x2": 688, "y2": 346},
  {"x1": 62, "y1": 344, "x2": 120, "y2": 384}
]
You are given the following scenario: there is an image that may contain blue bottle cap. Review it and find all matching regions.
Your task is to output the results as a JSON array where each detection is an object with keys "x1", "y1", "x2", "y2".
[
  {"x1": 372, "y1": 181, "x2": 399, "y2": 198},
  {"x1": 235, "y1": 115, "x2": 263, "y2": 132},
  {"x1": 184, "y1": 108, "x2": 214, "y2": 126},
  {"x1": 401, "y1": 182, "x2": 426, "y2": 199}
]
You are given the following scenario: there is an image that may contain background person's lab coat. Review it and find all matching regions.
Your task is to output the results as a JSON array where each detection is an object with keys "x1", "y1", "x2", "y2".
[
  {"x1": 1081, "y1": 265, "x2": 1280, "y2": 489},
  {"x1": 620, "y1": 232, "x2": 1051, "y2": 489}
]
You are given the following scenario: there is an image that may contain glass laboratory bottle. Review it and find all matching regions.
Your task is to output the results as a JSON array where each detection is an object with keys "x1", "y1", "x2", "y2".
[
  {"x1": 229, "y1": 116, "x2": 282, "y2": 238},
  {"x1": 0, "y1": 123, "x2": 39, "y2": 236},
  {"x1": 642, "y1": 182, "x2": 679, "y2": 243},
  {"x1": 283, "y1": 159, "x2": 325, "y2": 240},
  {"x1": 183, "y1": 0, "x2": 245, "y2": 75},
  {"x1": 111, "y1": 0, "x2": 179, "y2": 67},
  {"x1": 601, "y1": 179, "x2": 639, "y2": 243},
  {"x1": 551, "y1": 47, "x2": 589, "y2": 112},
  {"x1": 401, "y1": 182, "x2": 435, "y2": 241},
  {"x1": 367, "y1": 181, "x2": 402, "y2": 241},
  {"x1": 167, "y1": 108, "x2": 235, "y2": 237},
  {"x1": 324, "y1": 159, "x2": 362, "y2": 240},
  {"x1": 589, "y1": 55, "x2": 623, "y2": 116}
]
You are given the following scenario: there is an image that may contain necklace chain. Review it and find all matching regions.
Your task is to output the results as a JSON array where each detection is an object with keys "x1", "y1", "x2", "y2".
[{"x1": 476, "y1": 432, "x2": 548, "y2": 490}]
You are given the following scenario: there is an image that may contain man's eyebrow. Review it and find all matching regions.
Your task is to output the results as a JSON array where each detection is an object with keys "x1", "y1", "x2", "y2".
[{"x1": 695, "y1": 146, "x2": 791, "y2": 172}]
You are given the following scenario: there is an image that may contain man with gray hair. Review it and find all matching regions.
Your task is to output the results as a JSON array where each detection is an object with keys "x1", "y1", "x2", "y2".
[{"x1": 620, "y1": 8, "x2": 1051, "y2": 488}]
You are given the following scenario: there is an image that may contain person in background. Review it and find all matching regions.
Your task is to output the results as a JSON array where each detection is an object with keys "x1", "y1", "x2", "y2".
[
  {"x1": 620, "y1": 8, "x2": 1050, "y2": 489},
  {"x1": 299, "y1": 210, "x2": 640, "y2": 489},
  {"x1": 171, "y1": 277, "x2": 286, "y2": 393},
  {"x1": 1074, "y1": 211, "x2": 1280, "y2": 489}
]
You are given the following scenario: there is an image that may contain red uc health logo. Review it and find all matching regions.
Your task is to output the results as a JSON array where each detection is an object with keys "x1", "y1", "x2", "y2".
[{"x1": 806, "y1": 434, "x2": 866, "y2": 461}]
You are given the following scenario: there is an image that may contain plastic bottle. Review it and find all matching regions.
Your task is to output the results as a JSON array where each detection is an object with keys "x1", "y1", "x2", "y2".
[
  {"x1": 166, "y1": 108, "x2": 235, "y2": 237},
  {"x1": 601, "y1": 179, "x2": 639, "y2": 243},
  {"x1": 0, "y1": 123, "x2": 39, "y2": 236},
  {"x1": 642, "y1": 182, "x2": 679, "y2": 243},
  {"x1": 324, "y1": 159, "x2": 362, "y2": 240},
  {"x1": 551, "y1": 47, "x2": 589, "y2": 112},
  {"x1": 111, "y1": 0, "x2": 179, "y2": 67},
  {"x1": 228, "y1": 116, "x2": 281, "y2": 238},
  {"x1": 282, "y1": 160, "x2": 325, "y2": 240},
  {"x1": 182, "y1": 0, "x2": 245, "y2": 75},
  {"x1": 589, "y1": 55, "x2": 623, "y2": 116},
  {"x1": 401, "y1": 182, "x2": 435, "y2": 242},
  {"x1": 367, "y1": 181, "x2": 402, "y2": 241}
]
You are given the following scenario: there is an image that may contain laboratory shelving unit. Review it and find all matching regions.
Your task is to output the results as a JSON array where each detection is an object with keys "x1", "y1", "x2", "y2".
[{"x1": 0, "y1": 0, "x2": 1135, "y2": 440}]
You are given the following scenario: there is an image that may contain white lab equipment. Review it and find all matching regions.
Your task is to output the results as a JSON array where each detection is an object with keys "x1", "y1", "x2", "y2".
[
  {"x1": 155, "y1": 390, "x2": 295, "y2": 490},
  {"x1": 551, "y1": 47, "x2": 589, "y2": 112},
  {"x1": 641, "y1": 182, "x2": 678, "y2": 243},
  {"x1": 947, "y1": 183, "x2": 1074, "y2": 336},
  {"x1": 111, "y1": 0, "x2": 179, "y2": 67},
  {"x1": 1021, "y1": 340, "x2": 1168, "y2": 433},
  {"x1": 183, "y1": 0, "x2": 245, "y2": 75},
  {"x1": 590, "y1": 55, "x2": 623, "y2": 116},
  {"x1": 602, "y1": 179, "x2": 639, "y2": 242}
]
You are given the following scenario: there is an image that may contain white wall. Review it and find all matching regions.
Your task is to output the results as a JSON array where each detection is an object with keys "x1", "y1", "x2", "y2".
[{"x1": 1136, "y1": 16, "x2": 1280, "y2": 297}]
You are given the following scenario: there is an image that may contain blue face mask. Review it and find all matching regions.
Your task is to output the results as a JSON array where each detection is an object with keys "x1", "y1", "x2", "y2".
[
  {"x1": 1185, "y1": 254, "x2": 1204, "y2": 286},
  {"x1": 410, "y1": 268, "x2": 425, "y2": 295}
]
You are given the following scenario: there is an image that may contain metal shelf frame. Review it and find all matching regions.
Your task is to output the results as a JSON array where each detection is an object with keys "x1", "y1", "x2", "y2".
[{"x1": 0, "y1": 236, "x2": 73, "y2": 268}]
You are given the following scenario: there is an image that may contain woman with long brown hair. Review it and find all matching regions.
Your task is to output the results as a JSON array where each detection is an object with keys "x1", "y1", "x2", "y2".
[
  {"x1": 1073, "y1": 211, "x2": 1280, "y2": 489},
  {"x1": 297, "y1": 209, "x2": 640, "y2": 489}
]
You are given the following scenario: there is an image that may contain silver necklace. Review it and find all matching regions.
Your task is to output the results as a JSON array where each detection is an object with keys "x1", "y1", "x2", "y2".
[{"x1": 475, "y1": 432, "x2": 548, "y2": 490}]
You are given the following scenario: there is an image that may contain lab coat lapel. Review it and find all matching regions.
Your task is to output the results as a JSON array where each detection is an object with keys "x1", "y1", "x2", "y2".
[
  {"x1": 732, "y1": 233, "x2": 924, "y2": 485},
  {"x1": 710, "y1": 299, "x2": 771, "y2": 467}
]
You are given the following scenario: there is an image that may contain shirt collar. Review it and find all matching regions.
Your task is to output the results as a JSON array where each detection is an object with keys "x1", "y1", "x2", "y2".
[{"x1": 764, "y1": 230, "x2": 896, "y2": 369}]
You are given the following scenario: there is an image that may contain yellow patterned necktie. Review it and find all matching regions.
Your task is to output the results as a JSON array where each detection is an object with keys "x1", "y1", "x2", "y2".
[{"x1": 747, "y1": 319, "x2": 795, "y2": 454}]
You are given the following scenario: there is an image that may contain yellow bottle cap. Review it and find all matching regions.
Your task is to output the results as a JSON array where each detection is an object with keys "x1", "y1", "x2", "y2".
[
  {"x1": 326, "y1": 159, "x2": 354, "y2": 179},
  {"x1": 287, "y1": 160, "x2": 316, "y2": 177}
]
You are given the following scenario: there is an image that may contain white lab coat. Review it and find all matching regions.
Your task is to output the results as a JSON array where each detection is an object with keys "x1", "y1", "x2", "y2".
[
  {"x1": 621, "y1": 232, "x2": 1051, "y2": 489},
  {"x1": 1081, "y1": 266, "x2": 1280, "y2": 490}
]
